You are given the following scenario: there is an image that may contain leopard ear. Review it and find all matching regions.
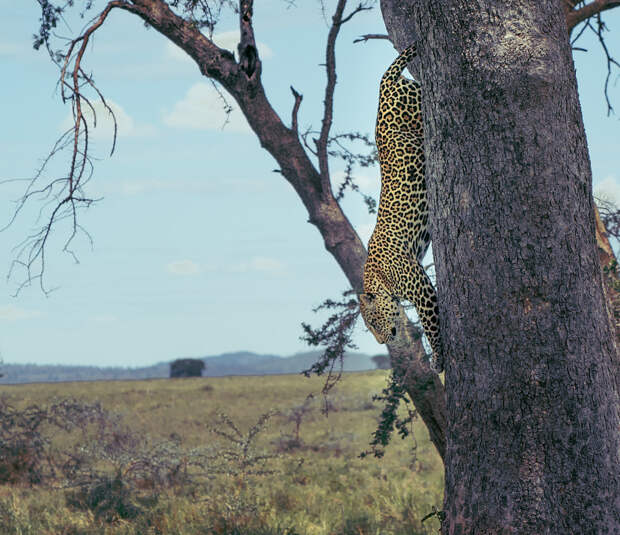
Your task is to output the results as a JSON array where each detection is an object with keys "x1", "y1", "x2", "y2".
[{"x1": 359, "y1": 293, "x2": 375, "y2": 306}]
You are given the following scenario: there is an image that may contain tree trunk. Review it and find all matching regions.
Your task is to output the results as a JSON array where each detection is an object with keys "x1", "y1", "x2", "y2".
[{"x1": 382, "y1": 0, "x2": 620, "y2": 532}]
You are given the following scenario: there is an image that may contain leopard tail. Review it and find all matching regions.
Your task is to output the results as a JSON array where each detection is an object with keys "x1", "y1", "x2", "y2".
[{"x1": 380, "y1": 44, "x2": 418, "y2": 84}]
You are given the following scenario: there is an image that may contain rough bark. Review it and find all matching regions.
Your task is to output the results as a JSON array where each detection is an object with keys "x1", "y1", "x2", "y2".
[
  {"x1": 382, "y1": 0, "x2": 620, "y2": 532},
  {"x1": 113, "y1": 0, "x2": 448, "y2": 458}
]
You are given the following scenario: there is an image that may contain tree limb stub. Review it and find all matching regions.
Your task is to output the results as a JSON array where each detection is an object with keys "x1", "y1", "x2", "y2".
[
  {"x1": 353, "y1": 33, "x2": 390, "y2": 44},
  {"x1": 238, "y1": 0, "x2": 259, "y2": 80},
  {"x1": 290, "y1": 86, "x2": 303, "y2": 134}
]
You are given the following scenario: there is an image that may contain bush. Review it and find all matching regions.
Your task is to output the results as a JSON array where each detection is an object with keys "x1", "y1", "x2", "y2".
[
  {"x1": 65, "y1": 471, "x2": 143, "y2": 521},
  {"x1": 0, "y1": 397, "x2": 109, "y2": 485}
]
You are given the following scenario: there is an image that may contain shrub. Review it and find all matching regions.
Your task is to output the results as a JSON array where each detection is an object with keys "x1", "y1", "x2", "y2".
[{"x1": 0, "y1": 397, "x2": 109, "y2": 485}]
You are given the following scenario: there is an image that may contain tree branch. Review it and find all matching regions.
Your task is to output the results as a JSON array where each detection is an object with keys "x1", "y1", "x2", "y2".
[
  {"x1": 589, "y1": 14, "x2": 620, "y2": 115},
  {"x1": 353, "y1": 33, "x2": 389, "y2": 43},
  {"x1": 126, "y1": 0, "x2": 238, "y2": 84},
  {"x1": 5, "y1": 0, "x2": 137, "y2": 293},
  {"x1": 566, "y1": 0, "x2": 620, "y2": 31},
  {"x1": 315, "y1": 0, "x2": 347, "y2": 198},
  {"x1": 238, "y1": 0, "x2": 259, "y2": 78},
  {"x1": 290, "y1": 86, "x2": 303, "y2": 134},
  {"x1": 315, "y1": 1, "x2": 372, "y2": 199}
]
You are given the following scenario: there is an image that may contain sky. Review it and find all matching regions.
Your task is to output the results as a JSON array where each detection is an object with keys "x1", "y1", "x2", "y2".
[{"x1": 1, "y1": 2, "x2": 619, "y2": 368}]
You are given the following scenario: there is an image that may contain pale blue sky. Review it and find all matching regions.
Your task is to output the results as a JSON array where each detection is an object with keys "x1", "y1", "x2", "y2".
[{"x1": 1, "y1": 2, "x2": 619, "y2": 367}]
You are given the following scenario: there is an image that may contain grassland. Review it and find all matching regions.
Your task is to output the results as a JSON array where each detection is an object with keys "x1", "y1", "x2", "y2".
[{"x1": 0, "y1": 370, "x2": 444, "y2": 534}]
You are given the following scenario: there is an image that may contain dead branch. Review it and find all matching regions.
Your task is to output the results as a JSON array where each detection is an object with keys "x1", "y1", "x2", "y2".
[
  {"x1": 353, "y1": 33, "x2": 389, "y2": 43},
  {"x1": 290, "y1": 86, "x2": 303, "y2": 134},
  {"x1": 566, "y1": 3, "x2": 620, "y2": 114},
  {"x1": 4, "y1": 1, "x2": 137, "y2": 293},
  {"x1": 566, "y1": 0, "x2": 620, "y2": 31},
  {"x1": 6, "y1": 0, "x2": 243, "y2": 293},
  {"x1": 315, "y1": 1, "x2": 373, "y2": 198},
  {"x1": 591, "y1": 14, "x2": 620, "y2": 115}
]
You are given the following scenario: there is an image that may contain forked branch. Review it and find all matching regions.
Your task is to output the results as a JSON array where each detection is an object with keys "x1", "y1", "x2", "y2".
[
  {"x1": 315, "y1": 0, "x2": 373, "y2": 198},
  {"x1": 566, "y1": 3, "x2": 620, "y2": 114}
]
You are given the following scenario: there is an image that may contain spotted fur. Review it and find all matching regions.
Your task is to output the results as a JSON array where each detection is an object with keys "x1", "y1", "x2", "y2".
[{"x1": 359, "y1": 44, "x2": 443, "y2": 372}]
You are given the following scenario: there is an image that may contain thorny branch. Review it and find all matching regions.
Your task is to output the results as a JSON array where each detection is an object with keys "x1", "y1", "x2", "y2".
[
  {"x1": 4, "y1": 0, "x2": 240, "y2": 293},
  {"x1": 300, "y1": 290, "x2": 360, "y2": 410},
  {"x1": 329, "y1": 132, "x2": 378, "y2": 214},
  {"x1": 4, "y1": 2, "x2": 134, "y2": 294}
]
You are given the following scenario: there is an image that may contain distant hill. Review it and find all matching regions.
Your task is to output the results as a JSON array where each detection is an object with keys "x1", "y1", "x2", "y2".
[{"x1": 0, "y1": 350, "x2": 378, "y2": 384}]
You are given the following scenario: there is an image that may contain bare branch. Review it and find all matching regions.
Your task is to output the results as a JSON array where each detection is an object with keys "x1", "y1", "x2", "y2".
[
  {"x1": 339, "y1": 2, "x2": 372, "y2": 24},
  {"x1": 591, "y1": 14, "x2": 620, "y2": 115},
  {"x1": 353, "y1": 33, "x2": 389, "y2": 43},
  {"x1": 566, "y1": 4, "x2": 619, "y2": 115},
  {"x1": 3, "y1": 1, "x2": 134, "y2": 293},
  {"x1": 566, "y1": 0, "x2": 620, "y2": 31},
  {"x1": 316, "y1": 1, "x2": 373, "y2": 198},
  {"x1": 576, "y1": 15, "x2": 620, "y2": 114},
  {"x1": 4, "y1": 0, "x2": 248, "y2": 293},
  {"x1": 290, "y1": 86, "x2": 303, "y2": 134},
  {"x1": 315, "y1": 0, "x2": 347, "y2": 197}
]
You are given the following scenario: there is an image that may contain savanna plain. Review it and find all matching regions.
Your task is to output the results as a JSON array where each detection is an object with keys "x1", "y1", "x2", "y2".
[{"x1": 0, "y1": 371, "x2": 443, "y2": 534}]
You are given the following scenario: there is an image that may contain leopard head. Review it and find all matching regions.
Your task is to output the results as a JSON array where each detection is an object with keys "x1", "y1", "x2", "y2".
[{"x1": 359, "y1": 291, "x2": 399, "y2": 345}]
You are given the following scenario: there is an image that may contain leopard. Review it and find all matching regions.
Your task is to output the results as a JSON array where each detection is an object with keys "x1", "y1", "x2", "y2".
[{"x1": 359, "y1": 44, "x2": 444, "y2": 373}]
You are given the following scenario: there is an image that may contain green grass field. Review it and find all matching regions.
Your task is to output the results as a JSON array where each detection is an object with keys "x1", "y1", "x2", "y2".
[{"x1": 0, "y1": 371, "x2": 444, "y2": 534}]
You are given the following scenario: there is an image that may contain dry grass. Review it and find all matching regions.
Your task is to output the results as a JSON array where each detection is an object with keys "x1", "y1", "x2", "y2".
[{"x1": 0, "y1": 370, "x2": 443, "y2": 534}]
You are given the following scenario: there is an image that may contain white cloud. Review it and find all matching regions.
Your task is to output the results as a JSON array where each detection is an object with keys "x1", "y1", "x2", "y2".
[
  {"x1": 60, "y1": 99, "x2": 156, "y2": 140},
  {"x1": 231, "y1": 256, "x2": 285, "y2": 275},
  {"x1": 167, "y1": 259, "x2": 201, "y2": 276},
  {"x1": 163, "y1": 82, "x2": 251, "y2": 133},
  {"x1": 164, "y1": 31, "x2": 273, "y2": 63},
  {"x1": 0, "y1": 305, "x2": 41, "y2": 321},
  {"x1": 594, "y1": 174, "x2": 620, "y2": 204}
]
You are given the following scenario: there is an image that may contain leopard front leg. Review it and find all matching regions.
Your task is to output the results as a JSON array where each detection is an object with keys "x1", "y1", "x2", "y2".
[{"x1": 391, "y1": 257, "x2": 444, "y2": 372}]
